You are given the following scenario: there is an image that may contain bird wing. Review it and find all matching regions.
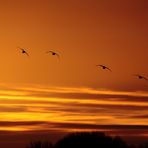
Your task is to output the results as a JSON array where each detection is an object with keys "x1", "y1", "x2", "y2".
[
  {"x1": 18, "y1": 47, "x2": 24, "y2": 51},
  {"x1": 24, "y1": 51, "x2": 30, "y2": 57},
  {"x1": 96, "y1": 65, "x2": 103, "y2": 67},
  {"x1": 143, "y1": 76, "x2": 148, "y2": 81},
  {"x1": 96, "y1": 65, "x2": 112, "y2": 71},
  {"x1": 106, "y1": 67, "x2": 112, "y2": 72},
  {"x1": 46, "y1": 50, "x2": 53, "y2": 54},
  {"x1": 55, "y1": 53, "x2": 60, "y2": 59}
]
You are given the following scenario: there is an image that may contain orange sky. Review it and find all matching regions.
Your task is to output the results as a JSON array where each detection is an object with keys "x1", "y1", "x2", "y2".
[
  {"x1": 0, "y1": 0, "x2": 147, "y2": 90},
  {"x1": 0, "y1": 0, "x2": 148, "y2": 147}
]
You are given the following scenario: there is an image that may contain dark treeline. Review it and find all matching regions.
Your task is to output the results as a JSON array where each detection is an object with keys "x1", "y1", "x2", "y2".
[{"x1": 26, "y1": 132, "x2": 148, "y2": 148}]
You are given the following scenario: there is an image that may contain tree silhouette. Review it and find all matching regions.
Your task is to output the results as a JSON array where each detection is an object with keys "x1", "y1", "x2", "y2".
[
  {"x1": 26, "y1": 132, "x2": 148, "y2": 148},
  {"x1": 139, "y1": 142, "x2": 148, "y2": 148},
  {"x1": 26, "y1": 141, "x2": 53, "y2": 148},
  {"x1": 55, "y1": 132, "x2": 128, "y2": 148},
  {"x1": 112, "y1": 136, "x2": 128, "y2": 148}
]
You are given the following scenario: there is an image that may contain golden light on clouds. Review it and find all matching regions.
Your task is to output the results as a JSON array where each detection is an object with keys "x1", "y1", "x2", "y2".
[{"x1": 0, "y1": 85, "x2": 147, "y2": 133}]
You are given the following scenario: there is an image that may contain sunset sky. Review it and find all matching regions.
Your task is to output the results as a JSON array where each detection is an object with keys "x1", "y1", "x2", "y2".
[{"x1": 0, "y1": 0, "x2": 148, "y2": 147}]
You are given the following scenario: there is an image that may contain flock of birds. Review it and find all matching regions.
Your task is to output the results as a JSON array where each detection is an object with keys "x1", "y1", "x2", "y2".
[
  {"x1": 18, "y1": 47, "x2": 148, "y2": 81},
  {"x1": 18, "y1": 47, "x2": 60, "y2": 59}
]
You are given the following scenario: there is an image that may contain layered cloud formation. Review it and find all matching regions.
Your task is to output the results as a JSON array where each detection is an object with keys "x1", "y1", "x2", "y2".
[{"x1": 0, "y1": 84, "x2": 147, "y2": 137}]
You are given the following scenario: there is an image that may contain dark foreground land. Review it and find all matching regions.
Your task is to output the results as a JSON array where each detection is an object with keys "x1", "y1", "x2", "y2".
[{"x1": 26, "y1": 132, "x2": 148, "y2": 148}]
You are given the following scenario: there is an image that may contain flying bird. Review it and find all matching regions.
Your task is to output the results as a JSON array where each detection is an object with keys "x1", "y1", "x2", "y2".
[
  {"x1": 18, "y1": 47, "x2": 30, "y2": 57},
  {"x1": 96, "y1": 65, "x2": 112, "y2": 72},
  {"x1": 133, "y1": 74, "x2": 148, "y2": 81},
  {"x1": 46, "y1": 50, "x2": 60, "y2": 59}
]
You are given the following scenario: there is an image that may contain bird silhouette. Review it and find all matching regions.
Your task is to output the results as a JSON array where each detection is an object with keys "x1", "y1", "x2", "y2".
[
  {"x1": 96, "y1": 65, "x2": 112, "y2": 72},
  {"x1": 133, "y1": 74, "x2": 148, "y2": 81},
  {"x1": 46, "y1": 50, "x2": 60, "y2": 59},
  {"x1": 18, "y1": 47, "x2": 29, "y2": 57}
]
